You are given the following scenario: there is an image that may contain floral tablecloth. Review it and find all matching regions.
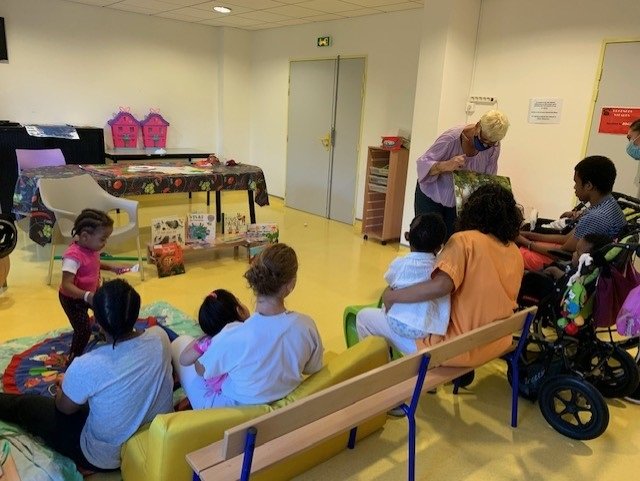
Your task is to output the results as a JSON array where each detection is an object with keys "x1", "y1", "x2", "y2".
[{"x1": 12, "y1": 161, "x2": 269, "y2": 246}]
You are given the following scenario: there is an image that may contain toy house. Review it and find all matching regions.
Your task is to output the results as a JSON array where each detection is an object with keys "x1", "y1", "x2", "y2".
[
  {"x1": 141, "y1": 111, "x2": 169, "y2": 148},
  {"x1": 108, "y1": 111, "x2": 140, "y2": 148}
]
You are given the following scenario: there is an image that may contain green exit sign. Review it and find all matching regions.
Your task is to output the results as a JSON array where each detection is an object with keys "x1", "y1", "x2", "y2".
[{"x1": 317, "y1": 36, "x2": 331, "y2": 47}]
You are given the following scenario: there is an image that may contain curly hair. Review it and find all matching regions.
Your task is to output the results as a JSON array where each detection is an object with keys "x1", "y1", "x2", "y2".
[
  {"x1": 244, "y1": 243, "x2": 298, "y2": 297},
  {"x1": 455, "y1": 184, "x2": 523, "y2": 244},
  {"x1": 71, "y1": 208, "x2": 114, "y2": 237},
  {"x1": 198, "y1": 289, "x2": 244, "y2": 336},
  {"x1": 408, "y1": 213, "x2": 446, "y2": 253}
]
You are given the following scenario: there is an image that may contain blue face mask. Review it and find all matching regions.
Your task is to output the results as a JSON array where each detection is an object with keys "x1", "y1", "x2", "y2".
[
  {"x1": 473, "y1": 136, "x2": 491, "y2": 152},
  {"x1": 627, "y1": 138, "x2": 640, "y2": 161}
]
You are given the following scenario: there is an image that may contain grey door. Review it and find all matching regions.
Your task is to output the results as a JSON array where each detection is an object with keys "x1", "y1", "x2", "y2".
[
  {"x1": 586, "y1": 41, "x2": 640, "y2": 197},
  {"x1": 285, "y1": 57, "x2": 365, "y2": 223}
]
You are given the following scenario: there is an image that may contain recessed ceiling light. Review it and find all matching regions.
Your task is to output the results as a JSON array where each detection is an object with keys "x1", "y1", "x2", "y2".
[{"x1": 213, "y1": 6, "x2": 232, "y2": 13}]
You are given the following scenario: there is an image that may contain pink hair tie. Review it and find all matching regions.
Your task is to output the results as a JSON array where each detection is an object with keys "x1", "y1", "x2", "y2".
[{"x1": 207, "y1": 291, "x2": 217, "y2": 300}]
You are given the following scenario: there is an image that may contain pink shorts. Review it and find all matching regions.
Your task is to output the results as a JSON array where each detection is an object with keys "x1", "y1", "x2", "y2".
[{"x1": 519, "y1": 242, "x2": 559, "y2": 271}]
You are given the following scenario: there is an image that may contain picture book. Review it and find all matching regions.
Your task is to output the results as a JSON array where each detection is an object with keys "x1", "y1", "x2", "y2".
[
  {"x1": 452, "y1": 171, "x2": 512, "y2": 214},
  {"x1": 246, "y1": 223, "x2": 279, "y2": 244},
  {"x1": 186, "y1": 213, "x2": 216, "y2": 246},
  {"x1": 223, "y1": 213, "x2": 247, "y2": 242},
  {"x1": 151, "y1": 215, "x2": 186, "y2": 246},
  {"x1": 153, "y1": 242, "x2": 186, "y2": 278}
]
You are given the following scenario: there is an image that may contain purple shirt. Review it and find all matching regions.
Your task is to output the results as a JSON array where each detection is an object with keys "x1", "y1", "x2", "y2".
[{"x1": 416, "y1": 126, "x2": 500, "y2": 207}]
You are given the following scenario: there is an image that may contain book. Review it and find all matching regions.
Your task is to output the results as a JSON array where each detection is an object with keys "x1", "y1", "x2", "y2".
[
  {"x1": 246, "y1": 223, "x2": 279, "y2": 244},
  {"x1": 247, "y1": 223, "x2": 279, "y2": 262},
  {"x1": 151, "y1": 215, "x2": 186, "y2": 246},
  {"x1": 223, "y1": 213, "x2": 247, "y2": 242},
  {"x1": 153, "y1": 242, "x2": 186, "y2": 278},
  {"x1": 186, "y1": 213, "x2": 216, "y2": 246},
  {"x1": 452, "y1": 171, "x2": 512, "y2": 215}
]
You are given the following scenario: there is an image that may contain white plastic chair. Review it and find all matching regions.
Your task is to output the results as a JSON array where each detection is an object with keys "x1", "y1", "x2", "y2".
[
  {"x1": 38, "y1": 174, "x2": 144, "y2": 284},
  {"x1": 16, "y1": 149, "x2": 66, "y2": 171}
]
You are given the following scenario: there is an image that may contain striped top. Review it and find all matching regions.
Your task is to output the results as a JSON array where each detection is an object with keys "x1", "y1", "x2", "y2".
[{"x1": 574, "y1": 194, "x2": 626, "y2": 239}]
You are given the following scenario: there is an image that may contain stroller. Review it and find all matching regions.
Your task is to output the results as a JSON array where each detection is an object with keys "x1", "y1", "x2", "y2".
[{"x1": 513, "y1": 232, "x2": 640, "y2": 440}]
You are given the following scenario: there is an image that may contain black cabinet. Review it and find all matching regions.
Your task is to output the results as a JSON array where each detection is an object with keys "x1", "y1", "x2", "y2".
[{"x1": 0, "y1": 126, "x2": 105, "y2": 216}]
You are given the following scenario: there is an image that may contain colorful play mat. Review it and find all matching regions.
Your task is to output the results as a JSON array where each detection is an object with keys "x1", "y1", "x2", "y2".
[{"x1": 2, "y1": 316, "x2": 178, "y2": 397}]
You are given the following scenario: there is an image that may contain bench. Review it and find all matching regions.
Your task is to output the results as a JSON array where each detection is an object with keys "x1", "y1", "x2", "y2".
[{"x1": 186, "y1": 306, "x2": 537, "y2": 481}]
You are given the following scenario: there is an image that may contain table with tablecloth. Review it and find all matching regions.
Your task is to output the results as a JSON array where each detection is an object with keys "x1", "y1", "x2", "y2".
[{"x1": 12, "y1": 161, "x2": 269, "y2": 246}]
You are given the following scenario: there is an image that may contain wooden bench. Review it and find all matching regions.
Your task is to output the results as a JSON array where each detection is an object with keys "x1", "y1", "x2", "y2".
[{"x1": 187, "y1": 306, "x2": 537, "y2": 481}]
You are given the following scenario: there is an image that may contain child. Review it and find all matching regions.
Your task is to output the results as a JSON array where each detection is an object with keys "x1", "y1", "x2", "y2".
[
  {"x1": 0, "y1": 279, "x2": 174, "y2": 471},
  {"x1": 518, "y1": 233, "x2": 612, "y2": 308},
  {"x1": 178, "y1": 289, "x2": 250, "y2": 378},
  {"x1": 356, "y1": 213, "x2": 451, "y2": 355},
  {"x1": 171, "y1": 243, "x2": 324, "y2": 410},
  {"x1": 58, "y1": 208, "x2": 120, "y2": 363}
]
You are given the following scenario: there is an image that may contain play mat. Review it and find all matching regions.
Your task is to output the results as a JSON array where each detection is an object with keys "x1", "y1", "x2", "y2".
[{"x1": 0, "y1": 301, "x2": 202, "y2": 481}]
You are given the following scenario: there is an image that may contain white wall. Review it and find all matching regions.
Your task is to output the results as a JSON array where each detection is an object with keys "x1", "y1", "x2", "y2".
[
  {"x1": 217, "y1": 27, "x2": 251, "y2": 162},
  {"x1": 472, "y1": 0, "x2": 640, "y2": 217},
  {"x1": 248, "y1": 11, "x2": 422, "y2": 207},
  {"x1": 401, "y1": 0, "x2": 481, "y2": 239},
  {"x1": 0, "y1": 0, "x2": 219, "y2": 150}
]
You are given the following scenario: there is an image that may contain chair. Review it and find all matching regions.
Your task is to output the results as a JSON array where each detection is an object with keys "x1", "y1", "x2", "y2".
[
  {"x1": 15, "y1": 148, "x2": 66, "y2": 171},
  {"x1": 38, "y1": 174, "x2": 144, "y2": 284}
]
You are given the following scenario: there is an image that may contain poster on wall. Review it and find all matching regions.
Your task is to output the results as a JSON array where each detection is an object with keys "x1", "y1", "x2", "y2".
[
  {"x1": 598, "y1": 107, "x2": 640, "y2": 134},
  {"x1": 528, "y1": 98, "x2": 563, "y2": 124}
]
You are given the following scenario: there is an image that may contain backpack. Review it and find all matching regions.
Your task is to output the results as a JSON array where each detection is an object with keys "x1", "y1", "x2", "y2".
[{"x1": 616, "y1": 284, "x2": 640, "y2": 337}]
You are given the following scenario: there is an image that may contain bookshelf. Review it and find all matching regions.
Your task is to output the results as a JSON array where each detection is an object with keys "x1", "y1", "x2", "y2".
[{"x1": 361, "y1": 146, "x2": 409, "y2": 244}]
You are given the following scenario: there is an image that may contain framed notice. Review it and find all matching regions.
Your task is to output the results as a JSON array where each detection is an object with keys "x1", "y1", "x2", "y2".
[{"x1": 598, "y1": 107, "x2": 640, "y2": 134}]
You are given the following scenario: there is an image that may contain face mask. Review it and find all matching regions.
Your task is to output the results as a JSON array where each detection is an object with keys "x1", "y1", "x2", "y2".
[
  {"x1": 627, "y1": 140, "x2": 640, "y2": 160},
  {"x1": 473, "y1": 136, "x2": 491, "y2": 152}
]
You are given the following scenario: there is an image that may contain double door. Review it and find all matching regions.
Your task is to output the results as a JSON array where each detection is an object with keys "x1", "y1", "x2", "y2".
[{"x1": 285, "y1": 57, "x2": 365, "y2": 224}]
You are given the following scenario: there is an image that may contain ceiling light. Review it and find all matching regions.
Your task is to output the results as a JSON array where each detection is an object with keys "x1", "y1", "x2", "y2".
[{"x1": 213, "y1": 6, "x2": 232, "y2": 13}]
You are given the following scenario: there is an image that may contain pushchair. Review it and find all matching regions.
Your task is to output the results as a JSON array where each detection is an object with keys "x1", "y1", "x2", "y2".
[{"x1": 513, "y1": 233, "x2": 640, "y2": 440}]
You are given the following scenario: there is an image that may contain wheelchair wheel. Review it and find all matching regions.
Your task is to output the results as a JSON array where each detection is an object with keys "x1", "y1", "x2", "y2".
[
  {"x1": 588, "y1": 345, "x2": 640, "y2": 398},
  {"x1": 538, "y1": 375, "x2": 609, "y2": 440}
]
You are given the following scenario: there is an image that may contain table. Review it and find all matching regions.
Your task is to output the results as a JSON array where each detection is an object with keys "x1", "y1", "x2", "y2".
[
  {"x1": 104, "y1": 148, "x2": 213, "y2": 163},
  {"x1": 12, "y1": 161, "x2": 269, "y2": 246}
]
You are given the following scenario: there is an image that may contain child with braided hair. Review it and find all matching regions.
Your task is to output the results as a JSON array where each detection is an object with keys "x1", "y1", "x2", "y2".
[{"x1": 58, "y1": 208, "x2": 122, "y2": 363}]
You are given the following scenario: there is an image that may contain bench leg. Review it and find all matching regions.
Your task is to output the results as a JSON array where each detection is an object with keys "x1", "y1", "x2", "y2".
[
  {"x1": 347, "y1": 427, "x2": 357, "y2": 449},
  {"x1": 240, "y1": 427, "x2": 258, "y2": 481},
  {"x1": 406, "y1": 354, "x2": 431, "y2": 481}
]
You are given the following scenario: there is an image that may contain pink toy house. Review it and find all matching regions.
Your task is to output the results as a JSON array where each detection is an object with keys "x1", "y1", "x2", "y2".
[
  {"x1": 141, "y1": 112, "x2": 169, "y2": 148},
  {"x1": 108, "y1": 111, "x2": 140, "y2": 148}
]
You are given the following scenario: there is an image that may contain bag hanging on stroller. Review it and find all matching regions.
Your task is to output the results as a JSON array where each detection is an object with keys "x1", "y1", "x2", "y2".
[
  {"x1": 616, "y1": 284, "x2": 640, "y2": 337},
  {"x1": 593, "y1": 260, "x2": 640, "y2": 328}
]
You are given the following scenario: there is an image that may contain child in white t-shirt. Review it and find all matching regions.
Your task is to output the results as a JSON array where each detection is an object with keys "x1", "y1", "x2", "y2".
[{"x1": 356, "y1": 213, "x2": 451, "y2": 354}]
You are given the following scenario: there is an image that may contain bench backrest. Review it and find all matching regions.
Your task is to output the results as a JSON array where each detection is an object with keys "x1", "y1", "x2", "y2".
[{"x1": 217, "y1": 306, "x2": 535, "y2": 462}]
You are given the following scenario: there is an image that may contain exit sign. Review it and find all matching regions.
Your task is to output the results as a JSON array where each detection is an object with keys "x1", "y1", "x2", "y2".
[{"x1": 317, "y1": 36, "x2": 331, "y2": 47}]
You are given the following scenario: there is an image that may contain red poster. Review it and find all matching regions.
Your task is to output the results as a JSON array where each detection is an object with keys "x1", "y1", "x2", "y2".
[{"x1": 598, "y1": 107, "x2": 640, "y2": 134}]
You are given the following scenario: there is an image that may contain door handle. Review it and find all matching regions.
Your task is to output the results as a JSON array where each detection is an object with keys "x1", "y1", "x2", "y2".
[{"x1": 320, "y1": 132, "x2": 331, "y2": 151}]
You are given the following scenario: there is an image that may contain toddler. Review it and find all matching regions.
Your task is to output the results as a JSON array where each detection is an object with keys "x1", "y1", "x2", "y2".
[
  {"x1": 178, "y1": 289, "x2": 250, "y2": 395},
  {"x1": 58, "y1": 209, "x2": 121, "y2": 363},
  {"x1": 356, "y1": 213, "x2": 451, "y2": 355}
]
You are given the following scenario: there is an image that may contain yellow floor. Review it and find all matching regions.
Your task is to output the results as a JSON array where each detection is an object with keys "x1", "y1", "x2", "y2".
[{"x1": 1, "y1": 191, "x2": 639, "y2": 481}]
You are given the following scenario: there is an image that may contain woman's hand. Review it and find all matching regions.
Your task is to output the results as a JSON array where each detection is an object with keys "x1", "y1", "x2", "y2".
[
  {"x1": 443, "y1": 155, "x2": 466, "y2": 172},
  {"x1": 381, "y1": 286, "x2": 394, "y2": 310}
]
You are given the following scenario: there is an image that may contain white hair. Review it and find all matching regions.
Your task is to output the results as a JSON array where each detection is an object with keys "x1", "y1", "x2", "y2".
[{"x1": 479, "y1": 110, "x2": 510, "y2": 143}]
